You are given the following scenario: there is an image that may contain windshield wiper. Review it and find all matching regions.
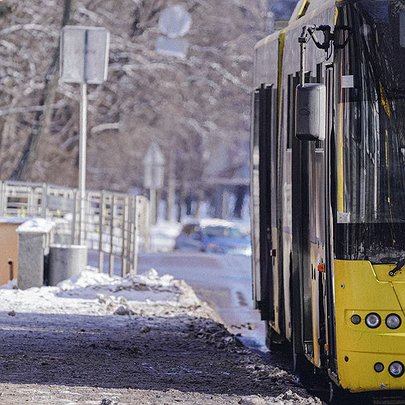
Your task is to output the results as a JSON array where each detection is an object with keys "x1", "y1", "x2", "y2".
[{"x1": 389, "y1": 258, "x2": 405, "y2": 277}]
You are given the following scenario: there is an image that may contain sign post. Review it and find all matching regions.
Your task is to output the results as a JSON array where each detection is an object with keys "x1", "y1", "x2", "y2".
[
  {"x1": 60, "y1": 26, "x2": 110, "y2": 244},
  {"x1": 143, "y1": 143, "x2": 165, "y2": 225},
  {"x1": 79, "y1": 81, "x2": 87, "y2": 244}
]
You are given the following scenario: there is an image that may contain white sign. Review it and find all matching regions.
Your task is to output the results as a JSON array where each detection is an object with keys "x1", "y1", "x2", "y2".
[
  {"x1": 341, "y1": 75, "x2": 354, "y2": 89},
  {"x1": 156, "y1": 36, "x2": 189, "y2": 59},
  {"x1": 60, "y1": 26, "x2": 110, "y2": 84}
]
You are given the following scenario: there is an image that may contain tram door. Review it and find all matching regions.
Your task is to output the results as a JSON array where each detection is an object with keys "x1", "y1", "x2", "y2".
[
  {"x1": 292, "y1": 69, "x2": 330, "y2": 365},
  {"x1": 292, "y1": 84, "x2": 313, "y2": 360},
  {"x1": 323, "y1": 65, "x2": 337, "y2": 369},
  {"x1": 292, "y1": 65, "x2": 333, "y2": 364},
  {"x1": 308, "y1": 64, "x2": 329, "y2": 366},
  {"x1": 251, "y1": 85, "x2": 276, "y2": 321}
]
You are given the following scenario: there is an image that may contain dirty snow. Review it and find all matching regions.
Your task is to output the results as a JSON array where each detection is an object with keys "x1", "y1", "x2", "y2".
[{"x1": 0, "y1": 269, "x2": 321, "y2": 404}]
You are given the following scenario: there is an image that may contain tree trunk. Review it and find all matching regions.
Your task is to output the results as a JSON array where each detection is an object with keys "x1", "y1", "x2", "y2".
[
  {"x1": 165, "y1": 146, "x2": 176, "y2": 222},
  {"x1": 233, "y1": 185, "x2": 247, "y2": 219},
  {"x1": 177, "y1": 184, "x2": 186, "y2": 223},
  {"x1": 10, "y1": 0, "x2": 75, "y2": 181},
  {"x1": 194, "y1": 189, "x2": 203, "y2": 219}
]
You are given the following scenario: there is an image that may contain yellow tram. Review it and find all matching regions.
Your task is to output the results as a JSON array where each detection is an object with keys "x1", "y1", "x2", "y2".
[{"x1": 251, "y1": 0, "x2": 405, "y2": 399}]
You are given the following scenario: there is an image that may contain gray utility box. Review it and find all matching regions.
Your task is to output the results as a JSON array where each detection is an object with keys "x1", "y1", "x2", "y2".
[
  {"x1": 295, "y1": 83, "x2": 326, "y2": 141},
  {"x1": 17, "y1": 219, "x2": 54, "y2": 290},
  {"x1": 48, "y1": 245, "x2": 87, "y2": 286}
]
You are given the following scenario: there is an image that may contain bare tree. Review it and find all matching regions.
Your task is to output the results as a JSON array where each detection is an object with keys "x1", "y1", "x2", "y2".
[
  {"x1": 10, "y1": 0, "x2": 75, "y2": 180},
  {"x1": 0, "y1": 0, "x2": 267, "y2": 206}
]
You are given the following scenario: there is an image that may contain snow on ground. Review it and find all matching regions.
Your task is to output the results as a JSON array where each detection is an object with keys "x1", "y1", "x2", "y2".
[
  {"x1": 150, "y1": 220, "x2": 182, "y2": 252},
  {"x1": 0, "y1": 268, "x2": 205, "y2": 318},
  {"x1": 0, "y1": 269, "x2": 321, "y2": 404}
]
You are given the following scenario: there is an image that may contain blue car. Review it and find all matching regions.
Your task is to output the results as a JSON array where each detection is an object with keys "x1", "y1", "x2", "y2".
[{"x1": 174, "y1": 220, "x2": 251, "y2": 255}]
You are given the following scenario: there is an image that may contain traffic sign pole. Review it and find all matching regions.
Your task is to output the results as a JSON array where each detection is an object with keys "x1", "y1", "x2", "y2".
[
  {"x1": 60, "y1": 26, "x2": 109, "y2": 245},
  {"x1": 78, "y1": 82, "x2": 87, "y2": 244},
  {"x1": 150, "y1": 187, "x2": 157, "y2": 225}
]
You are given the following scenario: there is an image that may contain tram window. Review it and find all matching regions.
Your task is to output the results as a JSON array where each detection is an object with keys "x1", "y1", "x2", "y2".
[
  {"x1": 252, "y1": 84, "x2": 274, "y2": 179},
  {"x1": 316, "y1": 63, "x2": 323, "y2": 84},
  {"x1": 287, "y1": 73, "x2": 300, "y2": 149},
  {"x1": 287, "y1": 75, "x2": 293, "y2": 149},
  {"x1": 252, "y1": 90, "x2": 260, "y2": 169},
  {"x1": 315, "y1": 64, "x2": 324, "y2": 150}
]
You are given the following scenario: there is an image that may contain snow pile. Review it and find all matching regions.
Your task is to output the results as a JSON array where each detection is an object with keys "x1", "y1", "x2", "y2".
[
  {"x1": 271, "y1": 390, "x2": 322, "y2": 404},
  {"x1": 16, "y1": 218, "x2": 54, "y2": 233},
  {"x1": 0, "y1": 268, "x2": 206, "y2": 318},
  {"x1": 240, "y1": 391, "x2": 322, "y2": 405}
]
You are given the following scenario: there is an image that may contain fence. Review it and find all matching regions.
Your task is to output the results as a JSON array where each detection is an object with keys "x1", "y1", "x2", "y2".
[{"x1": 0, "y1": 181, "x2": 150, "y2": 276}]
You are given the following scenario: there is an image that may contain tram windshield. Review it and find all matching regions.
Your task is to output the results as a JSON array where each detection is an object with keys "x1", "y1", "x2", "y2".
[{"x1": 334, "y1": 0, "x2": 405, "y2": 262}]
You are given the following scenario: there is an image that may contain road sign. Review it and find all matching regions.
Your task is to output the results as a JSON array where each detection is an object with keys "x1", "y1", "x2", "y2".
[
  {"x1": 158, "y1": 5, "x2": 192, "y2": 38},
  {"x1": 156, "y1": 36, "x2": 189, "y2": 59},
  {"x1": 143, "y1": 143, "x2": 165, "y2": 189},
  {"x1": 60, "y1": 26, "x2": 110, "y2": 84}
]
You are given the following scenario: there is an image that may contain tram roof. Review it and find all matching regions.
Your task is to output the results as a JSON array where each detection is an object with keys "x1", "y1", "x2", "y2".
[
  {"x1": 255, "y1": 0, "x2": 335, "y2": 52},
  {"x1": 290, "y1": 0, "x2": 337, "y2": 22}
]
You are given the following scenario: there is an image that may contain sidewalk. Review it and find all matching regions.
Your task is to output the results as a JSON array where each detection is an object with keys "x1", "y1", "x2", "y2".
[{"x1": 0, "y1": 269, "x2": 320, "y2": 405}]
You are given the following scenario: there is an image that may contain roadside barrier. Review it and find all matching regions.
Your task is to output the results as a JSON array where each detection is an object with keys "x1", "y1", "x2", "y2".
[{"x1": 0, "y1": 181, "x2": 150, "y2": 276}]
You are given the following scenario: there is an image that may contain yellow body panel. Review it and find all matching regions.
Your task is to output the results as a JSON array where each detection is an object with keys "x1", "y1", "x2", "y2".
[
  {"x1": 297, "y1": 0, "x2": 311, "y2": 19},
  {"x1": 335, "y1": 260, "x2": 405, "y2": 392}
]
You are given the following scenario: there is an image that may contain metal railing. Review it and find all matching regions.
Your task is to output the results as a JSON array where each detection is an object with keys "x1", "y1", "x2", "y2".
[{"x1": 0, "y1": 181, "x2": 150, "y2": 276}]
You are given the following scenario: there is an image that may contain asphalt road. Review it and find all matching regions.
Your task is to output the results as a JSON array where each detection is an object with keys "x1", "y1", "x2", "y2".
[{"x1": 138, "y1": 252, "x2": 267, "y2": 352}]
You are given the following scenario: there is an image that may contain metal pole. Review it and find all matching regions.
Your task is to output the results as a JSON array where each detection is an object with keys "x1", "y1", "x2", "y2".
[
  {"x1": 132, "y1": 196, "x2": 141, "y2": 276},
  {"x1": 299, "y1": 28, "x2": 307, "y2": 87},
  {"x1": 126, "y1": 197, "x2": 134, "y2": 275},
  {"x1": 79, "y1": 82, "x2": 87, "y2": 245},
  {"x1": 121, "y1": 197, "x2": 128, "y2": 277},
  {"x1": 71, "y1": 189, "x2": 77, "y2": 244},
  {"x1": 41, "y1": 183, "x2": 48, "y2": 218},
  {"x1": 98, "y1": 192, "x2": 104, "y2": 273},
  {"x1": 166, "y1": 147, "x2": 175, "y2": 222},
  {"x1": 150, "y1": 188, "x2": 156, "y2": 225},
  {"x1": 109, "y1": 194, "x2": 115, "y2": 277}
]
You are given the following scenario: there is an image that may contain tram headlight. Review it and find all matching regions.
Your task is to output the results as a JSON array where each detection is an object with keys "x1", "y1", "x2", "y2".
[
  {"x1": 386, "y1": 314, "x2": 402, "y2": 330},
  {"x1": 351, "y1": 314, "x2": 361, "y2": 325},
  {"x1": 389, "y1": 361, "x2": 404, "y2": 378},
  {"x1": 365, "y1": 313, "x2": 381, "y2": 329}
]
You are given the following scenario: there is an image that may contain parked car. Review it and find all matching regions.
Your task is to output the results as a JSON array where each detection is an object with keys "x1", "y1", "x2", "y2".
[{"x1": 174, "y1": 219, "x2": 251, "y2": 255}]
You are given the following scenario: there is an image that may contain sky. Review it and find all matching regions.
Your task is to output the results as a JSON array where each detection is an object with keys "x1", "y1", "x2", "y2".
[{"x1": 269, "y1": 0, "x2": 298, "y2": 20}]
